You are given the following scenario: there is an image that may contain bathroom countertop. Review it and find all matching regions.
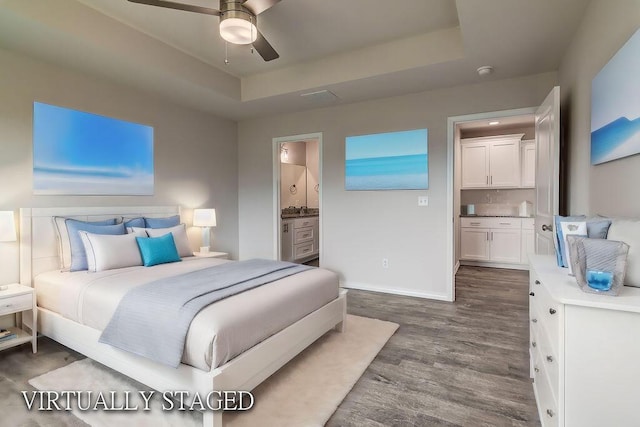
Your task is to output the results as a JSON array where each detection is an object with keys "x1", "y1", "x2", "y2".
[
  {"x1": 460, "y1": 215, "x2": 534, "y2": 218},
  {"x1": 281, "y1": 213, "x2": 319, "y2": 219}
]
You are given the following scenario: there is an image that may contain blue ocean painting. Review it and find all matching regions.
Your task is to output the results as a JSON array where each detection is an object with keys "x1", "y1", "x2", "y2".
[
  {"x1": 345, "y1": 129, "x2": 428, "y2": 190},
  {"x1": 33, "y1": 102, "x2": 154, "y2": 195},
  {"x1": 591, "y1": 28, "x2": 640, "y2": 165}
]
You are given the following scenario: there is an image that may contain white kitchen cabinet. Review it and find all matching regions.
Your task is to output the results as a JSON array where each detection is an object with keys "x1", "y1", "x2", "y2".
[
  {"x1": 521, "y1": 140, "x2": 536, "y2": 188},
  {"x1": 490, "y1": 228, "x2": 522, "y2": 263},
  {"x1": 460, "y1": 217, "x2": 524, "y2": 265},
  {"x1": 521, "y1": 218, "x2": 535, "y2": 263},
  {"x1": 460, "y1": 227, "x2": 490, "y2": 261},
  {"x1": 529, "y1": 255, "x2": 640, "y2": 427},
  {"x1": 460, "y1": 134, "x2": 523, "y2": 189}
]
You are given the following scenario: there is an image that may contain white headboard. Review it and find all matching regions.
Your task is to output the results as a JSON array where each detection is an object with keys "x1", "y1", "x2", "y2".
[{"x1": 19, "y1": 206, "x2": 181, "y2": 286}]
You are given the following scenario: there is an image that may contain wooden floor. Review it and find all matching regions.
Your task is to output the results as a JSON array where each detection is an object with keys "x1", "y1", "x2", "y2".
[
  {"x1": 0, "y1": 266, "x2": 539, "y2": 427},
  {"x1": 328, "y1": 266, "x2": 540, "y2": 427}
]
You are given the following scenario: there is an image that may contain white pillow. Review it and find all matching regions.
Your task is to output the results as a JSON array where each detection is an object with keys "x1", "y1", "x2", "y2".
[
  {"x1": 607, "y1": 219, "x2": 640, "y2": 287},
  {"x1": 79, "y1": 230, "x2": 146, "y2": 272},
  {"x1": 131, "y1": 224, "x2": 192, "y2": 258},
  {"x1": 561, "y1": 221, "x2": 587, "y2": 275}
]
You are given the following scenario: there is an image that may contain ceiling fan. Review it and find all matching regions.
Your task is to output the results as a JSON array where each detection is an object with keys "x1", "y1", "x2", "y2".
[{"x1": 127, "y1": 0, "x2": 281, "y2": 61}]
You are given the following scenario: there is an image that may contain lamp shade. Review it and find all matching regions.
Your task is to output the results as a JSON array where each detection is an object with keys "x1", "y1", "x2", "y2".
[
  {"x1": 220, "y1": 17, "x2": 257, "y2": 45},
  {"x1": 0, "y1": 211, "x2": 16, "y2": 242},
  {"x1": 193, "y1": 209, "x2": 217, "y2": 227}
]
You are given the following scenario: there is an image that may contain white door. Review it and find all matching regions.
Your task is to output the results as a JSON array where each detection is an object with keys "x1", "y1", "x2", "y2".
[
  {"x1": 460, "y1": 228, "x2": 490, "y2": 261},
  {"x1": 461, "y1": 143, "x2": 489, "y2": 188},
  {"x1": 534, "y1": 87, "x2": 560, "y2": 255},
  {"x1": 489, "y1": 140, "x2": 520, "y2": 187},
  {"x1": 490, "y1": 229, "x2": 522, "y2": 263}
]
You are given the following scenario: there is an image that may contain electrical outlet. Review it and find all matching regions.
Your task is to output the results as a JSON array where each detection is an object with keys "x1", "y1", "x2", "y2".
[
  {"x1": 418, "y1": 196, "x2": 429, "y2": 206},
  {"x1": 382, "y1": 258, "x2": 389, "y2": 269}
]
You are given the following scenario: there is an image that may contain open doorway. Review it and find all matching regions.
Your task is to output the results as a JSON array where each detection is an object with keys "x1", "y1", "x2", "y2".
[
  {"x1": 273, "y1": 133, "x2": 322, "y2": 266},
  {"x1": 446, "y1": 107, "x2": 536, "y2": 301}
]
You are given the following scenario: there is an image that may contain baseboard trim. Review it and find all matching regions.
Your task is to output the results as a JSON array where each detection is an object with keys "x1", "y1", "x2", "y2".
[
  {"x1": 340, "y1": 281, "x2": 452, "y2": 302},
  {"x1": 454, "y1": 261, "x2": 461, "y2": 274},
  {"x1": 460, "y1": 260, "x2": 529, "y2": 271}
]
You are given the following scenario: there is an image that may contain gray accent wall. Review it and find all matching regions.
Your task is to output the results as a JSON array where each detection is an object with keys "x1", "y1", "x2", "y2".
[
  {"x1": 0, "y1": 47, "x2": 239, "y2": 286},
  {"x1": 238, "y1": 72, "x2": 557, "y2": 299},
  {"x1": 559, "y1": 0, "x2": 640, "y2": 216}
]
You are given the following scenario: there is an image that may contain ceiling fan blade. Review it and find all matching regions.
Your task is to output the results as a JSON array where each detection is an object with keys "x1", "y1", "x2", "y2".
[
  {"x1": 127, "y1": 0, "x2": 221, "y2": 16},
  {"x1": 253, "y1": 29, "x2": 279, "y2": 61},
  {"x1": 242, "y1": 0, "x2": 281, "y2": 15}
]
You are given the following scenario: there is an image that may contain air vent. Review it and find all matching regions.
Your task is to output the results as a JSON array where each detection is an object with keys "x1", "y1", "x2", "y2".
[{"x1": 300, "y1": 90, "x2": 339, "y2": 103}]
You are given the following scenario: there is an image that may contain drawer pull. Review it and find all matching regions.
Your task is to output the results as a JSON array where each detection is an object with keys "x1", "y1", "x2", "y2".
[
  {"x1": 546, "y1": 355, "x2": 554, "y2": 363},
  {"x1": 470, "y1": 222, "x2": 480, "y2": 226},
  {"x1": 535, "y1": 280, "x2": 541, "y2": 285},
  {"x1": 549, "y1": 308, "x2": 557, "y2": 315},
  {"x1": 499, "y1": 222, "x2": 511, "y2": 225},
  {"x1": 546, "y1": 409, "x2": 554, "y2": 417},
  {"x1": 534, "y1": 367, "x2": 539, "y2": 373},
  {"x1": 531, "y1": 318, "x2": 537, "y2": 323},
  {"x1": 529, "y1": 292, "x2": 535, "y2": 296},
  {"x1": 531, "y1": 341, "x2": 537, "y2": 348}
]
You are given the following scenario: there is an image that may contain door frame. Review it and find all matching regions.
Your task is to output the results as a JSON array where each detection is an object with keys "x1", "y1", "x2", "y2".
[
  {"x1": 446, "y1": 107, "x2": 536, "y2": 301},
  {"x1": 272, "y1": 132, "x2": 323, "y2": 263}
]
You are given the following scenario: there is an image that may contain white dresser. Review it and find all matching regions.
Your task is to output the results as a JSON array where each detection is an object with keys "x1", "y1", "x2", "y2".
[{"x1": 529, "y1": 255, "x2": 640, "y2": 427}]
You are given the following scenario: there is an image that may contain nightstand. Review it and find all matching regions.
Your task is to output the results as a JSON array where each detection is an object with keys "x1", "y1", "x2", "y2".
[
  {"x1": 193, "y1": 251, "x2": 229, "y2": 259},
  {"x1": 0, "y1": 284, "x2": 37, "y2": 353}
]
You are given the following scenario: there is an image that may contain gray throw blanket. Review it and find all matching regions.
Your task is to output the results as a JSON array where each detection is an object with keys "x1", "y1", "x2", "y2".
[{"x1": 99, "y1": 259, "x2": 312, "y2": 367}]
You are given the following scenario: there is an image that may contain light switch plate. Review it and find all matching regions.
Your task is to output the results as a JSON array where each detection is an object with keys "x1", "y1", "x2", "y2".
[{"x1": 418, "y1": 196, "x2": 429, "y2": 206}]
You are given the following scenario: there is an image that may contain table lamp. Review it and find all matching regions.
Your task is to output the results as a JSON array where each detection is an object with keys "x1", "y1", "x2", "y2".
[{"x1": 193, "y1": 208, "x2": 216, "y2": 253}]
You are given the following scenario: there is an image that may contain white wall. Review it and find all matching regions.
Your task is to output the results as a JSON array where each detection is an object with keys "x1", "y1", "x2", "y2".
[
  {"x1": 0, "y1": 47, "x2": 239, "y2": 286},
  {"x1": 559, "y1": 0, "x2": 640, "y2": 216},
  {"x1": 238, "y1": 72, "x2": 557, "y2": 300}
]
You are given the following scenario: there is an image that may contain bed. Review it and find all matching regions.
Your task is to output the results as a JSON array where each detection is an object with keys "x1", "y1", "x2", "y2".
[{"x1": 19, "y1": 206, "x2": 347, "y2": 427}]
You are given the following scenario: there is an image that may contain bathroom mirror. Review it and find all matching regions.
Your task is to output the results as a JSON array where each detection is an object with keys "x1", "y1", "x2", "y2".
[{"x1": 280, "y1": 163, "x2": 307, "y2": 208}]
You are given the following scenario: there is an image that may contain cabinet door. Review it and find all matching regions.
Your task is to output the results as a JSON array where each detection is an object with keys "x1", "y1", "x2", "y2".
[
  {"x1": 461, "y1": 143, "x2": 489, "y2": 188},
  {"x1": 489, "y1": 140, "x2": 521, "y2": 187},
  {"x1": 312, "y1": 217, "x2": 319, "y2": 255},
  {"x1": 521, "y1": 141, "x2": 536, "y2": 188},
  {"x1": 490, "y1": 228, "x2": 522, "y2": 263},
  {"x1": 521, "y1": 229, "x2": 535, "y2": 264},
  {"x1": 460, "y1": 228, "x2": 490, "y2": 261},
  {"x1": 281, "y1": 220, "x2": 294, "y2": 262}
]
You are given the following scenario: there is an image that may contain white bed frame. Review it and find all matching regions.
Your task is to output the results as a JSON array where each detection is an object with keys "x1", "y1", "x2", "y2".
[{"x1": 19, "y1": 206, "x2": 347, "y2": 427}]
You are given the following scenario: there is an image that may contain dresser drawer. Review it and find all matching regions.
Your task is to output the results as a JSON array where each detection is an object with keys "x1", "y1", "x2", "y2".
[
  {"x1": 0, "y1": 293, "x2": 32, "y2": 316},
  {"x1": 530, "y1": 273, "x2": 560, "y2": 354},
  {"x1": 293, "y1": 242, "x2": 314, "y2": 259},
  {"x1": 294, "y1": 217, "x2": 316, "y2": 229},
  {"x1": 533, "y1": 324, "x2": 559, "y2": 402},
  {"x1": 533, "y1": 350, "x2": 559, "y2": 427},
  {"x1": 294, "y1": 227, "x2": 313, "y2": 244}
]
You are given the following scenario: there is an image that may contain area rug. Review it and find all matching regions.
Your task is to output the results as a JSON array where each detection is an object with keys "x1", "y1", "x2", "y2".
[{"x1": 28, "y1": 315, "x2": 398, "y2": 427}]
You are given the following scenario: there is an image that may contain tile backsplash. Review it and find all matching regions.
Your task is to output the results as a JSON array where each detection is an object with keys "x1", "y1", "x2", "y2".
[{"x1": 461, "y1": 189, "x2": 535, "y2": 216}]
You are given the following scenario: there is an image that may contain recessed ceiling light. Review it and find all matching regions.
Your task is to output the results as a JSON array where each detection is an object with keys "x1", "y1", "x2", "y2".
[
  {"x1": 477, "y1": 65, "x2": 494, "y2": 76},
  {"x1": 489, "y1": 121, "x2": 500, "y2": 126}
]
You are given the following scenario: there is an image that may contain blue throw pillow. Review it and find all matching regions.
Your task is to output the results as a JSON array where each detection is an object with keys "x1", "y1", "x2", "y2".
[
  {"x1": 144, "y1": 215, "x2": 180, "y2": 229},
  {"x1": 124, "y1": 217, "x2": 145, "y2": 229},
  {"x1": 66, "y1": 220, "x2": 125, "y2": 271},
  {"x1": 586, "y1": 218, "x2": 612, "y2": 239},
  {"x1": 136, "y1": 233, "x2": 181, "y2": 267}
]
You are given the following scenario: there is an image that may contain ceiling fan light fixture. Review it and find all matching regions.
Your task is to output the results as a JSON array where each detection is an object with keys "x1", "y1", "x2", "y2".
[{"x1": 220, "y1": 17, "x2": 257, "y2": 45}]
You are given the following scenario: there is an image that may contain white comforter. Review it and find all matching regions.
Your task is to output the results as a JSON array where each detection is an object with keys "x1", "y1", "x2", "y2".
[{"x1": 34, "y1": 257, "x2": 339, "y2": 371}]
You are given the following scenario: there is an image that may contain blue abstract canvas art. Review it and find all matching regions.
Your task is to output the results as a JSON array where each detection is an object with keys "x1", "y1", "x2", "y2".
[
  {"x1": 33, "y1": 102, "x2": 154, "y2": 195},
  {"x1": 345, "y1": 129, "x2": 428, "y2": 190},
  {"x1": 591, "y1": 28, "x2": 640, "y2": 165}
]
